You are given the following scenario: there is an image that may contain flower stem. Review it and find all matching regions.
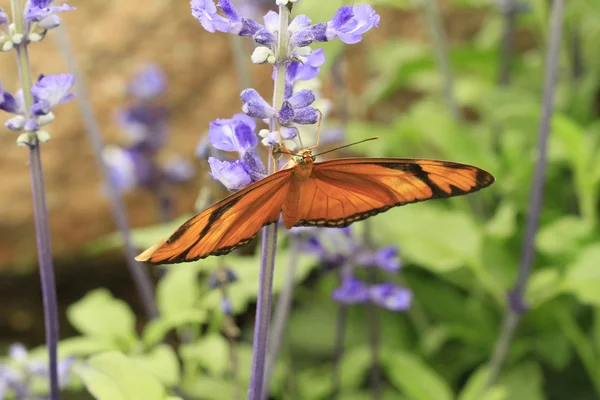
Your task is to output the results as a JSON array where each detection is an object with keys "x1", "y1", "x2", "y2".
[
  {"x1": 486, "y1": 0, "x2": 565, "y2": 388},
  {"x1": 54, "y1": 26, "x2": 158, "y2": 318},
  {"x1": 248, "y1": 4, "x2": 290, "y2": 399},
  {"x1": 263, "y1": 236, "x2": 300, "y2": 394},
  {"x1": 366, "y1": 268, "x2": 381, "y2": 400},
  {"x1": 11, "y1": 1, "x2": 59, "y2": 398},
  {"x1": 331, "y1": 301, "x2": 347, "y2": 400},
  {"x1": 419, "y1": 0, "x2": 460, "y2": 121},
  {"x1": 497, "y1": 4, "x2": 517, "y2": 86}
]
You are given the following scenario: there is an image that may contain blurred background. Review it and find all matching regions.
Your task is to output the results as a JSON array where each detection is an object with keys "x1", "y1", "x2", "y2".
[{"x1": 1, "y1": 0, "x2": 600, "y2": 399}]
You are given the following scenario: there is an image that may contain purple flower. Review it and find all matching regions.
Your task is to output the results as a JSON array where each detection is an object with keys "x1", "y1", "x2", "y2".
[
  {"x1": 369, "y1": 283, "x2": 412, "y2": 311},
  {"x1": 0, "y1": 8, "x2": 8, "y2": 25},
  {"x1": 163, "y1": 155, "x2": 195, "y2": 183},
  {"x1": 128, "y1": 65, "x2": 167, "y2": 101},
  {"x1": 208, "y1": 267, "x2": 239, "y2": 288},
  {"x1": 0, "y1": 86, "x2": 19, "y2": 114},
  {"x1": 208, "y1": 113, "x2": 258, "y2": 155},
  {"x1": 278, "y1": 89, "x2": 318, "y2": 125},
  {"x1": 208, "y1": 157, "x2": 252, "y2": 191},
  {"x1": 102, "y1": 146, "x2": 157, "y2": 191},
  {"x1": 25, "y1": 0, "x2": 75, "y2": 29},
  {"x1": 357, "y1": 246, "x2": 402, "y2": 272},
  {"x1": 30, "y1": 74, "x2": 75, "y2": 116},
  {"x1": 117, "y1": 104, "x2": 168, "y2": 151},
  {"x1": 286, "y1": 48, "x2": 326, "y2": 84},
  {"x1": 240, "y1": 88, "x2": 276, "y2": 119},
  {"x1": 191, "y1": 0, "x2": 231, "y2": 32},
  {"x1": 332, "y1": 277, "x2": 370, "y2": 304},
  {"x1": 325, "y1": 5, "x2": 380, "y2": 44}
]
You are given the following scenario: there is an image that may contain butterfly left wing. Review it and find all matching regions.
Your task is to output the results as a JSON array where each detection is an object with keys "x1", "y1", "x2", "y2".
[
  {"x1": 136, "y1": 170, "x2": 292, "y2": 264},
  {"x1": 292, "y1": 158, "x2": 494, "y2": 228}
]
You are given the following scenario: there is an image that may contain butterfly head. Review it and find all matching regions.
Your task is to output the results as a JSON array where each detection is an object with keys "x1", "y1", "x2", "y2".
[{"x1": 296, "y1": 150, "x2": 316, "y2": 165}]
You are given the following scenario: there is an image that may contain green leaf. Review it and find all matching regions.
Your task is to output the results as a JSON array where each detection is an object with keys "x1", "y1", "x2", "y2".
[
  {"x1": 485, "y1": 202, "x2": 517, "y2": 240},
  {"x1": 67, "y1": 289, "x2": 137, "y2": 346},
  {"x1": 536, "y1": 216, "x2": 592, "y2": 257},
  {"x1": 564, "y1": 244, "x2": 600, "y2": 305},
  {"x1": 180, "y1": 334, "x2": 229, "y2": 376},
  {"x1": 382, "y1": 350, "x2": 453, "y2": 400},
  {"x1": 156, "y1": 264, "x2": 200, "y2": 316},
  {"x1": 339, "y1": 346, "x2": 371, "y2": 391},
  {"x1": 78, "y1": 351, "x2": 166, "y2": 400},
  {"x1": 374, "y1": 204, "x2": 483, "y2": 273},
  {"x1": 199, "y1": 251, "x2": 317, "y2": 314},
  {"x1": 524, "y1": 268, "x2": 563, "y2": 308},
  {"x1": 457, "y1": 366, "x2": 508, "y2": 400},
  {"x1": 499, "y1": 362, "x2": 544, "y2": 400},
  {"x1": 58, "y1": 336, "x2": 121, "y2": 358},
  {"x1": 131, "y1": 344, "x2": 181, "y2": 387},
  {"x1": 142, "y1": 309, "x2": 207, "y2": 347},
  {"x1": 182, "y1": 376, "x2": 236, "y2": 399}
]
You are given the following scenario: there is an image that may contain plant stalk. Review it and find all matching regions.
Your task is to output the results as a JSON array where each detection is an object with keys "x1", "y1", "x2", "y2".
[
  {"x1": 54, "y1": 26, "x2": 158, "y2": 318},
  {"x1": 486, "y1": 0, "x2": 565, "y2": 388},
  {"x1": 248, "y1": 4, "x2": 290, "y2": 399}
]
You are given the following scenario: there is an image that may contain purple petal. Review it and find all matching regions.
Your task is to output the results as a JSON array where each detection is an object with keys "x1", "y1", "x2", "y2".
[
  {"x1": 208, "y1": 113, "x2": 258, "y2": 154},
  {"x1": 291, "y1": 106, "x2": 318, "y2": 124},
  {"x1": 287, "y1": 89, "x2": 315, "y2": 108},
  {"x1": 128, "y1": 64, "x2": 167, "y2": 101},
  {"x1": 191, "y1": 0, "x2": 230, "y2": 33},
  {"x1": 288, "y1": 15, "x2": 312, "y2": 33},
  {"x1": 0, "y1": 90, "x2": 20, "y2": 114},
  {"x1": 208, "y1": 157, "x2": 252, "y2": 191},
  {"x1": 290, "y1": 28, "x2": 315, "y2": 48},
  {"x1": 217, "y1": 0, "x2": 243, "y2": 34},
  {"x1": 102, "y1": 146, "x2": 141, "y2": 192},
  {"x1": 241, "y1": 88, "x2": 276, "y2": 119},
  {"x1": 332, "y1": 277, "x2": 370, "y2": 304},
  {"x1": 277, "y1": 101, "x2": 295, "y2": 125},
  {"x1": 375, "y1": 246, "x2": 401, "y2": 272},
  {"x1": 0, "y1": 8, "x2": 8, "y2": 25},
  {"x1": 241, "y1": 149, "x2": 267, "y2": 181},
  {"x1": 30, "y1": 73, "x2": 75, "y2": 114},
  {"x1": 239, "y1": 17, "x2": 265, "y2": 37},
  {"x1": 263, "y1": 10, "x2": 278, "y2": 32},
  {"x1": 25, "y1": 3, "x2": 74, "y2": 23},
  {"x1": 326, "y1": 5, "x2": 380, "y2": 44},
  {"x1": 369, "y1": 283, "x2": 412, "y2": 311},
  {"x1": 253, "y1": 28, "x2": 276, "y2": 46},
  {"x1": 8, "y1": 343, "x2": 28, "y2": 363}
]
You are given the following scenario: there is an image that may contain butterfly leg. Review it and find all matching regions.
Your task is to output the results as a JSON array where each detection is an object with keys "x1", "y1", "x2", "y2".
[{"x1": 307, "y1": 109, "x2": 323, "y2": 150}]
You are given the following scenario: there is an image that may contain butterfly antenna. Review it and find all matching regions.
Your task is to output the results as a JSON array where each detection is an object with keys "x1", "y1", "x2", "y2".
[{"x1": 312, "y1": 136, "x2": 379, "y2": 158}]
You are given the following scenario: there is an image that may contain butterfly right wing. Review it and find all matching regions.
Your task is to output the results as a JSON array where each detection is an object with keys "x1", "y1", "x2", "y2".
[{"x1": 136, "y1": 169, "x2": 292, "y2": 264}]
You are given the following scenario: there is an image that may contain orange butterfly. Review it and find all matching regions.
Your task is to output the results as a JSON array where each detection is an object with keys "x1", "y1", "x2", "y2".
[{"x1": 136, "y1": 141, "x2": 494, "y2": 264}]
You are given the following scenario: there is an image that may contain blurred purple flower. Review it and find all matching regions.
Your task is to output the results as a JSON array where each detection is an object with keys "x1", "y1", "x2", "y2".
[
  {"x1": 332, "y1": 277, "x2": 370, "y2": 304},
  {"x1": 369, "y1": 283, "x2": 412, "y2": 311},
  {"x1": 105, "y1": 65, "x2": 194, "y2": 196},
  {"x1": 357, "y1": 246, "x2": 402, "y2": 272},
  {"x1": 0, "y1": 8, "x2": 8, "y2": 26},
  {"x1": 208, "y1": 266, "x2": 239, "y2": 288},
  {"x1": 127, "y1": 64, "x2": 167, "y2": 101}
]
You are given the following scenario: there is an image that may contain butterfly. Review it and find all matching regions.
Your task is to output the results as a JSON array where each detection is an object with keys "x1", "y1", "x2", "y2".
[{"x1": 136, "y1": 139, "x2": 495, "y2": 265}]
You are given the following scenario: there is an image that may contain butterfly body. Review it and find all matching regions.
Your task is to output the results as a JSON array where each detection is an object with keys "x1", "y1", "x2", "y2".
[
  {"x1": 136, "y1": 153, "x2": 494, "y2": 265},
  {"x1": 283, "y1": 150, "x2": 315, "y2": 228}
]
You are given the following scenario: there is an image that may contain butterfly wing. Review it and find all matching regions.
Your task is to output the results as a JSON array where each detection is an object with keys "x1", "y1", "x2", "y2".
[
  {"x1": 293, "y1": 158, "x2": 494, "y2": 227},
  {"x1": 136, "y1": 169, "x2": 293, "y2": 264}
]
